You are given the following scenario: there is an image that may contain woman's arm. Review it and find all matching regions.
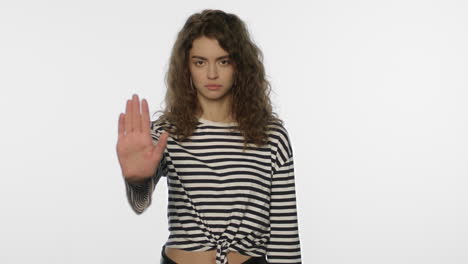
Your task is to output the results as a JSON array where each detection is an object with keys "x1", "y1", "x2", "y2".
[
  {"x1": 124, "y1": 157, "x2": 167, "y2": 214},
  {"x1": 266, "y1": 127, "x2": 302, "y2": 263},
  {"x1": 123, "y1": 120, "x2": 169, "y2": 215}
]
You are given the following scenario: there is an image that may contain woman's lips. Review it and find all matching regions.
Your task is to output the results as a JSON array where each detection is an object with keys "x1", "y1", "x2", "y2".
[{"x1": 205, "y1": 85, "x2": 222, "y2": 90}]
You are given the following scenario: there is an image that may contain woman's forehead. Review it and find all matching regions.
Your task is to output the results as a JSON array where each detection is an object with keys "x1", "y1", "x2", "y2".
[{"x1": 189, "y1": 36, "x2": 229, "y2": 57}]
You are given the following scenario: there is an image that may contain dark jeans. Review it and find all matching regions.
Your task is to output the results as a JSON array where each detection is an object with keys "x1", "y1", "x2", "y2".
[{"x1": 160, "y1": 245, "x2": 268, "y2": 264}]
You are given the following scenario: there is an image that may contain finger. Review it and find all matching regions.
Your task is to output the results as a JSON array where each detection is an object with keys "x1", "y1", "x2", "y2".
[
  {"x1": 118, "y1": 113, "x2": 124, "y2": 138},
  {"x1": 125, "y1": 99, "x2": 132, "y2": 134},
  {"x1": 141, "y1": 98, "x2": 151, "y2": 134},
  {"x1": 158, "y1": 131, "x2": 169, "y2": 146},
  {"x1": 132, "y1": 94, "x2": 141, "y2": 133}
]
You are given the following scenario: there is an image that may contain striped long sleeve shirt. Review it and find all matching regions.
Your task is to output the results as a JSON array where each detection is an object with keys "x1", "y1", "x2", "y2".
[{"x1": 124, "y1": 117, "x2": 302, "y2": 264}]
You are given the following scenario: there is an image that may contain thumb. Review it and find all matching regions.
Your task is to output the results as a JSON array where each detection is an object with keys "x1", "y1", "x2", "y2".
[{"x1": 151, "y1": 132, "x2": 169, "y2": 163}]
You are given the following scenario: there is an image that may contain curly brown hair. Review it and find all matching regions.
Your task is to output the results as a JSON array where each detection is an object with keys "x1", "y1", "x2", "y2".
[{"x1": 153, "y1": 9, "x2": 283, "y2": 150}]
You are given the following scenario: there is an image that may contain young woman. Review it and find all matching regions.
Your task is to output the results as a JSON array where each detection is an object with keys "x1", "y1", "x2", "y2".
[{"x1": 117, "y1": 9, "x2": 302, "y2": 264}]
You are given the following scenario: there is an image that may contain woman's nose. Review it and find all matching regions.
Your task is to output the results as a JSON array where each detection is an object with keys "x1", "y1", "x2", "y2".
[{"x1": 207, "y1": 64, "x2": 218, "y2": 79}]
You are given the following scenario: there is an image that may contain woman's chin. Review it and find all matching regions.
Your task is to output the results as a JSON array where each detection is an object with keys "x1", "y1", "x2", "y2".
[{"x1": 197, "y1": 90, "x2": 231, "y2": 101}]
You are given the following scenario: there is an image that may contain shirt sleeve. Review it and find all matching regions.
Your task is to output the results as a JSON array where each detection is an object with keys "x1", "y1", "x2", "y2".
[
  {"x1": 124, "y1": 120, "x2": 169, "y2": 215},
  {"x1": 266, "y1": 129, "x2": 302, "y2": 263}
]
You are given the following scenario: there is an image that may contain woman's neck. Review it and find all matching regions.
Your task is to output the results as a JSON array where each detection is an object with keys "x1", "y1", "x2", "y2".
[{"x1": 196, "y1": 93, "x2": 234, "y2": 122}]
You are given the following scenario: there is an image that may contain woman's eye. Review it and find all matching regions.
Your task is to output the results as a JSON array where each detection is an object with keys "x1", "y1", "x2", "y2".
[{"x1": 194, "y1": 60, "x2": 230, "y2": 66}]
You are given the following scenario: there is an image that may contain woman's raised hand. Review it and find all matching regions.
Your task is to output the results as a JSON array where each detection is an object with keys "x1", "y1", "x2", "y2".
[{"x1": 116, "y1": 94, "x2": 169, "y2": 184}]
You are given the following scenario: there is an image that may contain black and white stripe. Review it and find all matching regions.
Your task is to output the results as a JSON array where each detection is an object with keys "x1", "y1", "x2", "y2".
[{"x1": 124, "y1": 118, "x2": 302, "y2": 264}]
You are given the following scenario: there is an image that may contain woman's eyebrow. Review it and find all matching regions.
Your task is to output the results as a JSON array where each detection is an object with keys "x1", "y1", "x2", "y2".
[{"x1": 191, "y1": 55, "x2": 230, "y2": 60}]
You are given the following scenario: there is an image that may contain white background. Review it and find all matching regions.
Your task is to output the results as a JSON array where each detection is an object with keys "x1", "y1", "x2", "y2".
[{"x1": 0, "y1": 0, "x2": 467, "y2": 263}]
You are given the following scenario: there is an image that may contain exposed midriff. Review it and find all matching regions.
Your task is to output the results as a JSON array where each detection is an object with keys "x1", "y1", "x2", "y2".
[{"x1": 165, "y1": 247, "x2": 252, "y2": 264}]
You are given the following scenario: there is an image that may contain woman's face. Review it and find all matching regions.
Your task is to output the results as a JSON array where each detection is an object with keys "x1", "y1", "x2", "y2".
[{"x1": 188, "y1": 36, "x2": 235, "y2": 102}]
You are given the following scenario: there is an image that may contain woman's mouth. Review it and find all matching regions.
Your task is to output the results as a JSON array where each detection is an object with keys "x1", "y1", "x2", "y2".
[{"x1": 205, "y1": 84, "x2": 222, "y2": 90}]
